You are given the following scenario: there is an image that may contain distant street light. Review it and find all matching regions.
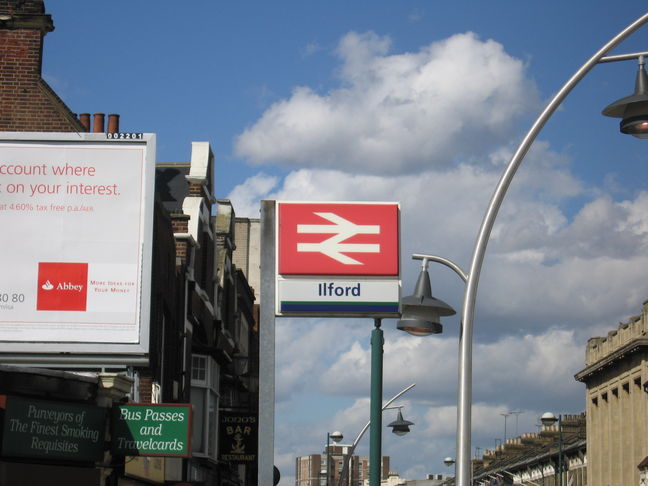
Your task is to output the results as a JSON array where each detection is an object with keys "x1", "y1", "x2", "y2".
[
  {"x1": 509, "y1": 410, "x2": 524, "y2": 436},
  {"x1": 541, "y1": 412, "x2": 564, "y2": 486},
  {"x1": 326, "y1": 430, "x2": 344, "y2": 486},
  {"x1": 500, "y1": 412, "x2": 511, "y2": 443},
  {"x1": 387, "y1": 408, "x2": 414, "y2": 436},
  {"x1": 398, "y1": 13, "x2": 648, "y2": 486},
  {"x1": 338, "y1": 383, "x2": 416, "y2": 486}
]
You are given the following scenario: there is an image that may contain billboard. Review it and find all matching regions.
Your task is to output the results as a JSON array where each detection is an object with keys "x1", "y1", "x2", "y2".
[
  {"x1": 276, "y1": 201, "x2": 401, "y2": 317},
  {"x1": 0, "y1": 132, "x2": 155, "y2": 362}
]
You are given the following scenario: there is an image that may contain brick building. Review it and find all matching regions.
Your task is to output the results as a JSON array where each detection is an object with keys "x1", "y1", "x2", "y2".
[
  {"x1": 296, "y1": 445, "x2": 390, "y2": 486},
  {"x1": 0, "y1": 0, "x2": 84, "y2": 132}
]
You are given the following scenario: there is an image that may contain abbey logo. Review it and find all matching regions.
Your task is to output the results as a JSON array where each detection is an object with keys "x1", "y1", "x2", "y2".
[{"x1": 37, "y1": 262, "x2": 88, "y2": 311}]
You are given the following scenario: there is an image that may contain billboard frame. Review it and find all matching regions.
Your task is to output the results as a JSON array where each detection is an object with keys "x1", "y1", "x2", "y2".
[{"x1": 0, "y1": 132, "x2": 155, "y2": 366}]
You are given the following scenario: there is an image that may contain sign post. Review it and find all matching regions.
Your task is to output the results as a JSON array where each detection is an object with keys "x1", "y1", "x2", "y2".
[{"x1": 259, "y1": 201, "x2": 401, "y2": 485}]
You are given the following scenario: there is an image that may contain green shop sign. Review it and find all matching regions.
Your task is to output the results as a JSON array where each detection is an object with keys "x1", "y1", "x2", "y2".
[
  {"x1": 111, "y1": 403, "x2": 192, "y2": 457},
  {"x1": 0, "y1": 395, "x2": 106, "y2": 462}
]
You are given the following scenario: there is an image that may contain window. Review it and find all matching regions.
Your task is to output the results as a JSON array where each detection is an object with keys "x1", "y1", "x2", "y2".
[{"x1": 191, "y1": 354, "x2": 220, "y2": 460}]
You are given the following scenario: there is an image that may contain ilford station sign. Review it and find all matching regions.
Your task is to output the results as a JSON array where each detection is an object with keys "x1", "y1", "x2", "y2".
[{"x1": 276, "y1": 202, "x2": 400, "y2": 317}]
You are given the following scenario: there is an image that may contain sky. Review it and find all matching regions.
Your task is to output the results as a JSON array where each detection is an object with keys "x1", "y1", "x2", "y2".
[{"x1": 42, "y1": 1, "x2": 648, "y2": 484}]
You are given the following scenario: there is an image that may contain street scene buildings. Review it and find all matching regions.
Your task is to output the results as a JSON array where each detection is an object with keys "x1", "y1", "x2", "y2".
[
  {"x1": 0, "y1": 1, "x2": 259, "y2": 484},
  {"x1": 1, "y1": 1, "x2": 648, "y2": 486}
]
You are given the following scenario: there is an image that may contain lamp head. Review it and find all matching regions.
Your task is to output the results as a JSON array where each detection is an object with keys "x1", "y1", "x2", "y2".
[
  {"x1": 444, "y1": 457, "x2": 456, "y2": 467},
  {"x1": 329, "y1": 430, "x2": 344, "y2": 443},
  {"x1": 540, "y1": 412, "x2": 558, "y2": 426},
  {"x1": 387, "y1": 410, "x2": 414, "y2": 436},
  {"x1": 602, "y1": 56, "x2": 648, "y2": 139},
  {"x1": 397, "y1": 267, "x2": 455, "y2": 336}
]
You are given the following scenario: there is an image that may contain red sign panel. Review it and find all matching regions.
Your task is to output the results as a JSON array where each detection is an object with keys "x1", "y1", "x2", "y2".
[
  {"x1": 36, "y1": 262, "x2": 88, "y2": 311},
  {"x1": 278, "y1": 202, "x2": 399, "y2": 276}
]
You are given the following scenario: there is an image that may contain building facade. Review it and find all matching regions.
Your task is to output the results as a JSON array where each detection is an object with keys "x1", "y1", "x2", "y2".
[
  {"x1": 575, "y1": 300, "x2": 648, "y2": 486},
  {"x1": 471, "y1": 414, "x2": 587, "y2": 486},
  {"x1": 296, "y1": 446, "x2": 390, "y2": 486},
  {"x1": 0, "y1": 1, "x2": 259, "y2": 484}
]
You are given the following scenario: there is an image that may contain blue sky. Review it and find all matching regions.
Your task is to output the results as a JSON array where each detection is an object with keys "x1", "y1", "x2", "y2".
[{"x1": 44, "y1": 2, "x2": 648, "y2": 483}]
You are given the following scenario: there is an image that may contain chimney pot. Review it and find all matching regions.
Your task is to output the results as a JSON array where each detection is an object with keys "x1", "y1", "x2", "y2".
[
  {"x1": 92, "y1": 113, "x2": 105, "y2": 133},
  {"x1": 107, "y1": 114, "x2": 120, "y2": 134},
  {"x1": 78, "y1": 113, "x2": 91, "y2": 132}
]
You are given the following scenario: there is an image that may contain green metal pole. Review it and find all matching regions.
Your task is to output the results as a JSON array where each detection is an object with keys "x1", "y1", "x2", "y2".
[{"x1": 369, "y1": 318, "x2": 384, "y2": 486}]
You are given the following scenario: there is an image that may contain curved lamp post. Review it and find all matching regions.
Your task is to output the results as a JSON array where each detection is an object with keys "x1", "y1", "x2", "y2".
[
  {"x1": 399, "y1": 13, "x2": 648, "y2": 486},
  {"x1": 338, "y1": 383, "x2": 416, "y2": 486}
]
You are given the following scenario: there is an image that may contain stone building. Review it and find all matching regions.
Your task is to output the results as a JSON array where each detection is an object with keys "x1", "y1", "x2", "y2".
[{"x1": 575, "y1": 300, "x2": 648, "y2": 486}]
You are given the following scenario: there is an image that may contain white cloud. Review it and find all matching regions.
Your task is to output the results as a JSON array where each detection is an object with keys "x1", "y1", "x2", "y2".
[
  {"x1": 225, "y1": 173, "x2": 278, "y2": 217},
  {"x1": 234, "y1": 31, "x2": 540, "y2": 174}
]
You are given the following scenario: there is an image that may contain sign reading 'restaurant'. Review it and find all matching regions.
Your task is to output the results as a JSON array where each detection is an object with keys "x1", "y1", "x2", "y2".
[{"x1": 276, "y1": 201, "x2": 401, "y2": 317}]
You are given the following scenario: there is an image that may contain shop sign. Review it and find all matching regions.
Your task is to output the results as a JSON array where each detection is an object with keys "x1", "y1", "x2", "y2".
[
  {"x1": 0, "y1": 395, "x2": 105, "y2": 461},
  {"x1": 111, "y1": 403, "x2": 192, "y2": 457},
  {"x1": 218, "y1": 411, "x2": 258, "y2": 463}
]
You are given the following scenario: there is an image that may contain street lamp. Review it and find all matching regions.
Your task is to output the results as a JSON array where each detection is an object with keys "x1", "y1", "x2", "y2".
[
  {"x1": 397, "y1": 256, "x2": 457, "y2": 336},
  {"x1": 500, "y1": 412, "x2": 511, "y2": 443},
  {"x1": 398, "y1": 13, "x2": 648, "y2": 486},
  {"x1": 338, "y1": 384, "x2": 416, "y2": 486},
  {"x1": 603, "y1": 55, "x2": 648, "y2": 138},
  {"x1": 444, "y1": 457, "x2": 456, "y2": 467},
  {"x1": 387, "y1": 407, "x2": 414, "y2": 436},
  {"x1": 540, "y1": 412, "x2": 564, "y2": 486},
  {"x1": 326, "y1": 430, "x2": 344, "y2": 486}
]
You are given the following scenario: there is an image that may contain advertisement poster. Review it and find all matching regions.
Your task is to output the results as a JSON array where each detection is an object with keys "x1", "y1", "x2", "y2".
[{"x1": 0, "y1": 135, "x2": 154, "y2": 356}]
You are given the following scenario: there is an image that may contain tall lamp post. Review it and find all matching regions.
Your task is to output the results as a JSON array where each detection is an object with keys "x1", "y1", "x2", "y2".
[
  {"x1": 326, "y1": 430, "x2": 344, "y2": 486},
  {"x1": 541, "y1": 413, "x2": 564, "y2": 486},
  {"x1": 398, "y1": 13, "x2": 648, "y2": 486},
  {"x1": 501, "y1": 412, "x2": 511, "y2": 444}
]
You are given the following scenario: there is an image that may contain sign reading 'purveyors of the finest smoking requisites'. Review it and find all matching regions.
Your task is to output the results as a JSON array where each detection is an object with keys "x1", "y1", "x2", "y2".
[
  {"x1": 0, "y1": 395, "x2": 106, "y2": 461},
  {"x1": 111, "y1": 404, "x2": 192, "y2": 457}
]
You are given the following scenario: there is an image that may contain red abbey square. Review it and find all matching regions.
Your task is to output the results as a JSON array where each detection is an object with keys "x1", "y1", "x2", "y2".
[
  {"x1": 37, "y1": 262, "x2": 88, "y2": 312},
  {"x1": 278, "y1": 202, "x2": 399, "y2": 276}
]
